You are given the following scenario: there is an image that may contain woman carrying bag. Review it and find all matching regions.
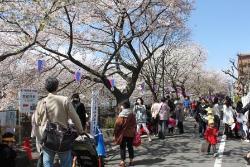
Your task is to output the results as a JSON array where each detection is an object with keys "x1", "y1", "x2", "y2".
[{"x1": 114, "y1": 100, "x2": 136, "y2": 167}]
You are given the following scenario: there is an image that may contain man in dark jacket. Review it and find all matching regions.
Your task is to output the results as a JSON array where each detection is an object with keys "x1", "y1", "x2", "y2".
[
  {"x1": 0, "y1": 132, "x2": 17, "y2": 167},
  {"x1": 72, "y1": 93, "x2": 87, "y2": 130}
]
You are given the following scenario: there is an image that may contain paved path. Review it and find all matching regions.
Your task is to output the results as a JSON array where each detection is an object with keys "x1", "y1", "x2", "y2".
[{"x1": 105, "y1": 118, "x2": 250, "y2": 167}]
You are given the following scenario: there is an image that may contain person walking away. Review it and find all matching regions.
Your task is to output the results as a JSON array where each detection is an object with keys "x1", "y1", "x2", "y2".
[
  {"x1": 71, "y1": 93, "x2": 87, "y2": 130},
  {"x1": 183, "y1": 96, "x2": 191, "y2": 118},
  {"x1": 204, "y1": 119, "x2": 219, "y2": 157},
  {"x1": 151, "y1": 101, "x2": 160, "y2": 137},
  {"x1": 175, "y1": 101, "x2": 184, "y2": 134},
  {"x1": 158, "y1": 97, "x2": 170, "y2": 139},
  {"x1": 114, "y1": 100, "x2": 136, "y2": 167},
  {"x1": 34, "y1": 77, "x2": 84, "y2": 167},
  {"x1": 222, "y1": 97, "x2": 235, "y2": 139},
  {"x1": 166, "y1": 95, "x2": 176, "y2": 115},
  {"x1": 191, "y1": 100, "x2": 197, "y2": 117},
  {"x1": 212, "y1": 97, "x2": 221, "y2": 130},
  {"x1": 133, "y1": 98, "x2": 152, "y2": 142}
]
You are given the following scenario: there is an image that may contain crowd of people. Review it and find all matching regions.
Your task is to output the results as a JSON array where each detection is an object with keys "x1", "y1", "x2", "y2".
[
  {"x1": 114, "y1": 94, "x2": 250, "y2": 166},
  {"x1": 2, "y1": 77, "x2": 250, "y2": 167}
]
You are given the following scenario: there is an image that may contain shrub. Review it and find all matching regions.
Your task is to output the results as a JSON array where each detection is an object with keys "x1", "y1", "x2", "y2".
[{"x1": 104, "y1": 117, "x2": 116, "y2": 129}]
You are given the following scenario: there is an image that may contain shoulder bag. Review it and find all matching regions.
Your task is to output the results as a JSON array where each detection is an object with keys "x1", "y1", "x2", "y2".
[{"x1": 41, "y1": 101, "x2": 78, "y2": 152}]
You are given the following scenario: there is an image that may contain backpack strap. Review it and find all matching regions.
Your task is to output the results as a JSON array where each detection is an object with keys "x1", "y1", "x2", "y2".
[{"x1": 43, "y1": 101, "x2": 51, "y2": 123}]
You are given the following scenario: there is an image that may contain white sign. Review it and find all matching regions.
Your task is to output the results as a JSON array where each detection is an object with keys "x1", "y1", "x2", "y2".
[
  {"x1": 90, "y1": 90, "x2": 99, "y2": 136},
  {"x1": 18, "y1": 89, "x2": 38, "y2": 113}
]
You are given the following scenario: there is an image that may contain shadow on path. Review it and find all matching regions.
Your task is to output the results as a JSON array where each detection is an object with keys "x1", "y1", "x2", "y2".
[{"x1": 134, "y1": 158, "x2": 166, "y2": 165}]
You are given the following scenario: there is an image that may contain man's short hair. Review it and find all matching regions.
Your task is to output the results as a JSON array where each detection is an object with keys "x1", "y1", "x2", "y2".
[
  {"x1": 121, "y1": 100, "x2": 130, "y2": 109},
  {"x1": 72, "y1": 93, "x2": 80, "y2": 99},
  {"x1": 161, "y1": 97, "x2": 166, "y2": 102},
  {"x1": 45, "y1": 77, "x2": 59, "y2": 93}
]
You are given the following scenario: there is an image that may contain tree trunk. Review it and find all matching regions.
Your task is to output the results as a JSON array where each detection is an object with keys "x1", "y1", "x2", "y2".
[
  {"x1": 147, "y1": 84, "x2": 158, "y2": 102},
  {"x1": 181, "y1": 85, "x2": 186, "y2": 97},
  {"x1": 172, "y1": 82, "x2": 178, "y2": 98}
]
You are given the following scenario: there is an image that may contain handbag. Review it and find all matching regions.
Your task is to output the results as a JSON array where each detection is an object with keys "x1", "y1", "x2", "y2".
[
  {"x1": 200, "y1": 141, "x2": 209, "y2": 153},
  {"x1": 41, "y1": 101, "x2": 78, "y2": 152},
  {"x1": 133, "y1": 132, "x2": 141, "y2": 147}
]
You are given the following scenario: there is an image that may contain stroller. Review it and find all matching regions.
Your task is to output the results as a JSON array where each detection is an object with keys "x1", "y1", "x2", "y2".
[{"x1": 72, "y1": 133, "x2": 99, "y2": 167}]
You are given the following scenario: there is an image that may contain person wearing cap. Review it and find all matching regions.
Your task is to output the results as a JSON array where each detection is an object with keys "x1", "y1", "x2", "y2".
[
  {"x1": 0, "y1": 132, "x2": 17, "y2": 167},
  {"x1": 204, "y1": 119, "x2": 219, "y2": 157}
]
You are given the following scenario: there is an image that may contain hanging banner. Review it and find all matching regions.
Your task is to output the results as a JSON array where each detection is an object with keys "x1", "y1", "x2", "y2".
[
  {"x1": 18, "y1": 89, "x2": 38, "y2": 113},
  {"x1": 90, "y1": 90, "x2": 99, "y2": 136},
  {"x1": 36, "y1": 59, "x2": 45, "y2": 73},
  {"x1": 74, "y1": 70, "x2": 82, "y2": 82},
  {"x1": 141, "y1": 82, "x2": 145, "y2": 94},
  {"x1": 109, "y1": 79, "x2": 115, "y2": 91},
  {"x1": 153, "y1": 84, "x2": 158, "y2": 93}
]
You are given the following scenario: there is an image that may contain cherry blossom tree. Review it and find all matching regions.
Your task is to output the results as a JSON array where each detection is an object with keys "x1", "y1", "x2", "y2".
[
  {"x1": 141, "y1": 42, "x2": 206, "y2": 100},
  {"x1": 0, "y1": 0, "x2": 193, "y2": 105}
]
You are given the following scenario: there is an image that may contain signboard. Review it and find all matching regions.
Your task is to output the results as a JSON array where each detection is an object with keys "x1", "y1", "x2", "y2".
[
  {"x1": 6, "y1": 110, "x2": 16, "y2": 127},
  {"x1": 90, "y1": 90, "x2": 99, "y2": 136},
  {"x1": 0, "y1": 112, "x2": 6, "y2": 126},
  {"x1": 0, "y1": 110, "x2": 16, "y2": 127},
  {"x1": 18, "y1": 89, "x2": 38, "y2": 113}
]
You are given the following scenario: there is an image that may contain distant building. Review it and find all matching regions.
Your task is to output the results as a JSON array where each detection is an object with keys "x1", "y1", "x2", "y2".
[{"x1": 237, "y1": 53, "x2": 250, "y2": 95}]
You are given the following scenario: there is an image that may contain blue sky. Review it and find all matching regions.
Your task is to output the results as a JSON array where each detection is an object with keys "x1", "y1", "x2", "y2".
[{"x1": 189, "y1": 0, "x2": 250, "y2": 71}]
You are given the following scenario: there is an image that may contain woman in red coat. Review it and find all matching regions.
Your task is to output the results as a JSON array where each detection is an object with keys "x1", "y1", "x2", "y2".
[{"x1": 204, "y1": 119, "x2": 218, "y2": 157}]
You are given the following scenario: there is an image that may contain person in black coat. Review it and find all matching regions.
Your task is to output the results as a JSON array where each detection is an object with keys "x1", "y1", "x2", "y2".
[
  {"x1": 0, "y1": 132, "x2": 16, "y2": 167},
  {"x1": 72, "y1": 93, "x2": 87, "y2": 130},
  {"x1": 195, "y1": 99, "x2": 208, "y2": 138}
]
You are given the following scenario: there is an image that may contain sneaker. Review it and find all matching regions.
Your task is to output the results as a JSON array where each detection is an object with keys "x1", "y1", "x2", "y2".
[
  {"x1": 213, "y1": 153, "x2": 219, "y2": 157},
  {"x1": 244, "y1": 139, "x2": 250, "y2": 143},
  {"x1": 129, "y1": 162, "x2": 134, "y2": 166},
  {"x1": 148, "y1": 138, "x2": 152, "y2": 142}
]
